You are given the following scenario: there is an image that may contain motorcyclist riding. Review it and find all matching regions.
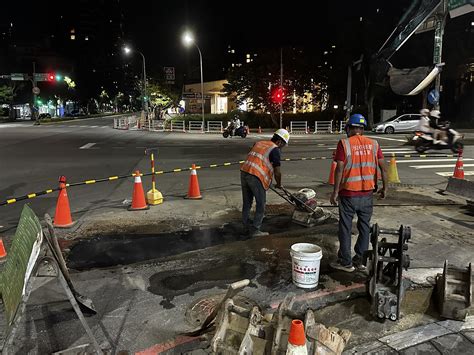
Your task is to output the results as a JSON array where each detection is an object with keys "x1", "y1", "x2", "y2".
[
  {"x1": 416, "y1": 108, "x2": 432, "y2": 135},
  {"x1": 233, "y1": 115, "x2": 241, "y2": 136},
  {"x1": 429, "y1": 110, "x2": 447, "y2": 145}
]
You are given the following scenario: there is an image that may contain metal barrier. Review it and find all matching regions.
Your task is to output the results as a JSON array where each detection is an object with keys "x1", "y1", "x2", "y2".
[
  {"x1": 188, "y1": 121, "x2": 204, "y2": 133},
  {"x1": 207, "y1": 121, "x2": 223, "y2": 133},
  {"x1": 113, "y1": 117, "x2": 129, "y2": 130},
  {"x1": 170, "y1": 120, "x2": 185, "y2": 132},
  {"x1": 149, "y1": 119, "x2": 165, "y2": 132},
  {"x1": 339, "y1": 120, "x2": 346, "y2": 133},
  {"x1": 128, "y1": 116, "x2": 139, "y2": 130},
  {"x1": 290, "y1": 121, "x2": 308, "y2": 134},
  {"x1": 313, "y1": 120, "x2": 333, "y2": 134}
]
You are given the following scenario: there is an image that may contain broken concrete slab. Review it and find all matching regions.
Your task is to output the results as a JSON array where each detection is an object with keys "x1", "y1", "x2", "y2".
[
  {"x1": 430, "y1": 333, "x2": 474, "y2": 354},
  {"x1": 398, "y1": 341, "x2": 440, "y2": 355},
  {"x1": 379, "y1": 323, "x2": 451, "y2": 351}
]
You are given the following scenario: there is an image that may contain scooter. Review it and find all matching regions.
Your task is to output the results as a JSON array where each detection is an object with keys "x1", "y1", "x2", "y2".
[
  {"x1": 223, "y1": 121, "x2": 248, "y2": 138},
  {"x1": 414, "y1": 122, "x2": 464, "y2": 153}
]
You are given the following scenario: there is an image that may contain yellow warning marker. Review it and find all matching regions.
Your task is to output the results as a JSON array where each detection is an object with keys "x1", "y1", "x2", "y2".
[{"x1": 146, "y1": 150, "x2": 163, "y2": 205}]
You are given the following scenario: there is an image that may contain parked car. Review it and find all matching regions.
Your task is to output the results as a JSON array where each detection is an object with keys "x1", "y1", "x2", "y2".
[{"x1": 373, "y1": 114, "x2": 421, "y2": 134}]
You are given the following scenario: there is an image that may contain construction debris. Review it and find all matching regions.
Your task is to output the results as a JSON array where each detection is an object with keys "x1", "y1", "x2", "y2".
[
  {"x1": 436, "y1": 260, "x2": 472, "y2": 321},
  {"x1": 365, "y1": 224, "x2": 411, "y2": 321},
  {"x1": 305, "y1": 310, "x2": 351, "y2": 355}
]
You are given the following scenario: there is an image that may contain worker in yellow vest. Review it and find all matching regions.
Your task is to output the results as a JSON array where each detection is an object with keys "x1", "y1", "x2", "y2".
[
  {"x1": 330, "y1": 114, "x2": 388, "y2": 272},
  {"x1": 240, "y1": 129, "x2": 290, "y2": 237}
]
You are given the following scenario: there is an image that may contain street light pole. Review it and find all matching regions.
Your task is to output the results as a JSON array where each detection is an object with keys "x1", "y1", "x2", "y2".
[
  {"x1": 195, "y1": 43, "x2": 205, "y2": 125},
  {"x1": 137, "y1": 50, "x2": 148, "y2": 117}
]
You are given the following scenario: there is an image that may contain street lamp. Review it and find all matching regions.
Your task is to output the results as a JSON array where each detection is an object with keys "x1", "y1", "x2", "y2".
[
  {"x1": 182, "y1": 31, "x2": 205, "y2": 125},
  {"x1": 123, "y1": 45, "x2": 148, "y2": 116}
]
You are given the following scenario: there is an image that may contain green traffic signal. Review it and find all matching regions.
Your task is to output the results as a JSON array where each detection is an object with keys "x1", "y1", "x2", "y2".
[
  {"x1": 36, "y1": 99, "x2": 43, "y2": 105},
  {"x1": 55, "y1": 74, "x2": 62, "y2": 81}
]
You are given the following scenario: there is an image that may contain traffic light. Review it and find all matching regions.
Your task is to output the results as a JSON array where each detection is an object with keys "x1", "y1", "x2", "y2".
[
  {"x1": 47, "y1": 73, "x2": 63, "y2": 82},
  {"x1": 48, "y1": 73, "x2": 55, "y2": 81},
  {"x1": 271, "y1": 87, "x2": 285, "y2": 104}
]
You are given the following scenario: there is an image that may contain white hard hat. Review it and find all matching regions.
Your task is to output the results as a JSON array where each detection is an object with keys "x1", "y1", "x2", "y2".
[
  {"x1": 430, "y1": 110, "x2": 441, "y2": 119},
  {"x1": 274, "y1": 128, "x2": 290, "y2": 144},
  {"x1": 420, "y1": 108, "x2": 430, "y2": 116}
]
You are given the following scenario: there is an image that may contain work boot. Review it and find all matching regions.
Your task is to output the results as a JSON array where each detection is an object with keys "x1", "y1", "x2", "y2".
[
  {"x1": 251, "y1": 229, "x2": 269, "y2": 237},
  {"x1": 330, "y1": 261, "x2": 355, "y2": 273},
  {"x1": 352, "y1": 255, "x2": 367, "y2": 272}
]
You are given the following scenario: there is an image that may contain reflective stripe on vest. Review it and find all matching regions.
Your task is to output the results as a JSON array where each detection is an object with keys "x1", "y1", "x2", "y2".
[
  {"x1": 341, "y1": 135, "x2": 378, "y2": 191},
  {"x1": 241, "y1": 141, "x2": 277, "y2": 190}
]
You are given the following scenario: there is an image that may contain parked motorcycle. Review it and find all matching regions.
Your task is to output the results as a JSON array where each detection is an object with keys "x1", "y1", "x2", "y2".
[
  {"x1": 223, "y1": 121, "x2": 248, "y2": 138},
  {"x1": 413, "y1": 122, "x2": 464, "y2": 153}
]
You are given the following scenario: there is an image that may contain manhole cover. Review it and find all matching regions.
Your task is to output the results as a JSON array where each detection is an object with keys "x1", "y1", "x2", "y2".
[
  {"x1": 185, "y1": 294, "x2": 258, "y2": 327},
  {"x1": 265, "y1": 204, "x2": 293, "y2": 216}
]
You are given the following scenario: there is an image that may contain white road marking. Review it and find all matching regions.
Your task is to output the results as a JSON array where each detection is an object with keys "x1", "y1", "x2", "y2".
[
  {"x1": 90, "y1": 125, "x2": 98, "y2": 128},
  {"x1": 381, "y1": 148, "x2": 415, "y2": 151},
  {"x1": 397, "y1": 158, "x2": 474, "y2": 163},
  {"x1": 374, "y1": 136, "x2": 407, "y2": 142},
  {"x1": 79, "y1": 143, "x2": 96, "y2": 149},
  {"x1": 436, "y1": 171, "x2": 474, "y2": 177},
  {"x1": 410, "y1": 164, "x2": 474, "y2": 169}
]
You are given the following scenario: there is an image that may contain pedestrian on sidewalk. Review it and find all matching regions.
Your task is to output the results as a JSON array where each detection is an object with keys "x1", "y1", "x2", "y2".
[
  {"x1": 240, "y1": 129, "x2": 290, "y2": 237},
  {"x1": 330, "y1": 114, "x2": 388, "y2": 272}
]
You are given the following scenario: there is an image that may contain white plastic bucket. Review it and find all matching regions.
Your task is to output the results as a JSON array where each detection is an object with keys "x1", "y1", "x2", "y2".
[{"x1": 290, "y1": 243, "x2": 322, "y2": 289}]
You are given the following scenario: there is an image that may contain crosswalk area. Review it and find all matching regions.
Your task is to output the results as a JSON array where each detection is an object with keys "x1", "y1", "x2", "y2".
[
  {"x1": 39, "y1": 125, "x2": 109, "y2": 129},
  {"x1": 326, "y1": 145, "x2": 473, "y2": 178},
  {"x1": 381, "y1": 146, "x2": 473, "y2": 178}
]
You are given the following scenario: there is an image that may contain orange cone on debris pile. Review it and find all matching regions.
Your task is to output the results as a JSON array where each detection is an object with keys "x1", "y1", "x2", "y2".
[
  {"x1": 129, "y1": 170, "x2": 149, "y2": 210},
  {"x1": 453, "y1": 150, "x2": 464, "y2": 179},
  {"x1": 286, "y1": 319, "x2": 307, "y2": 354},
  {"x1": 186, "y1": 164, "x2": 202, "y2": 199},
  {"x1": 0, "y1": 238, "x2": 7, "y2": 259},
  {"x1": 54, "y1": 175, "x2": 74, "y2": 228},
  {"x1": 328, "y1": 150, "x2": 336, "y2": 185}
]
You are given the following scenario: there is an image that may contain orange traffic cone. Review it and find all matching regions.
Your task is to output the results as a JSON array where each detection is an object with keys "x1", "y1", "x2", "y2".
[
  {"x1": 54, "y1": 175, "x2": 74, "y2": 228},
  {"x1": 258, "y1": 126, "x2": 262, "y2": 134},
  {"x1": 286, "y1": 319, "x2": 307, "y2": 354},
  {"x1": 129, "y1": 170, "x2": 149, "y2": 210},
  {"x1": 453, "y1": 150, "x2": 464, "y2": 179},
  {"x1": 186, "y1": 164, "x2": 202, "y2": 199},
  {"x1": 387, "y1": 153, "x2": 401, "y2": 183},
  {"x1": 0, "y1": 238, "x2": 7, "y2": 259}
]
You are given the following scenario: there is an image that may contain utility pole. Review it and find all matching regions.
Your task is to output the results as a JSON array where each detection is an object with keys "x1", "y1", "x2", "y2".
[
  {"x1": 433, "y1": 0, "x2": 447, "y2": 110},
  {"x1": 280, "y1": 48, "x2": 283, "y2": 129},
  {"x1": 32, "y1": 62, "x2": 39, "y2": 125},
  {"x1": 345, "y1": 65, "x2": 352, "y2": 120}
]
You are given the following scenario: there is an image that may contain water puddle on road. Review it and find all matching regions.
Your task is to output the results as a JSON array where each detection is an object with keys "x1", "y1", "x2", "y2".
[{"x1": 67, "y1": 224, "x2": 248, "y2": 270}]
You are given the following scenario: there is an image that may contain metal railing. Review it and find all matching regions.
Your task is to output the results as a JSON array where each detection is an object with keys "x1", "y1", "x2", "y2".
[
  {"x1": 148, "y1": 119, "x2": 165, "y2": 132},
  {"x1": 170, "y1": 120, "x2": 186, "y2": 132},
  {"x1": 290, "y1": 121, "x2": 308, "y2": 134},
  {"x1": 313, "y1": 120, "x2": 333, "y2": 134},
  {"x1": 188, "y1": 121, "x2": 204, "y2": 133},
  {"x1": 207, "y1": 121, "x2": 223, "y2": 133}
]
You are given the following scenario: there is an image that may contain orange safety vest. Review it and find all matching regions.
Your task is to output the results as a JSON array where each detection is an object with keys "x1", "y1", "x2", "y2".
[
  {"x1": 241, "y1": 141, "x2": 277, "y2": 190},
  {"x1": 340, "y1": 135, "x2": 378, "y2": 191}
]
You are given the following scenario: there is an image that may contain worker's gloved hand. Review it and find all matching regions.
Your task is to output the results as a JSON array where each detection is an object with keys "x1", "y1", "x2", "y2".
[
  {"x1": 330, "y1": 191, "x2": 338, "y2": 205},
  {"x1": 378, "y1": 187, "x2": 387, "y2": 199}
]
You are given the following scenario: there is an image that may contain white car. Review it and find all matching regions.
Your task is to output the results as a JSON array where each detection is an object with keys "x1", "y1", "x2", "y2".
[{"x1": 374, "y1": 114, "x2": 421, "y2": 134}]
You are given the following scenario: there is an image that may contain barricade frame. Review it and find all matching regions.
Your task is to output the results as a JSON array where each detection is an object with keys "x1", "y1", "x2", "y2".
[{"x1": 290, "y1": 121, "x2": 308, "y2": 134}]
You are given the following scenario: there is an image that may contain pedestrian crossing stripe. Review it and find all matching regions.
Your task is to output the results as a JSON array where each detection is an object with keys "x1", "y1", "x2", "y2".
[
  {"x1": 436, "y1": 171, "x2": 474, "y2": 177},
  {"x1": 410, "y1": 164, "x2": 474, "y2": 169},
  {"x1": 397, "y1": 158, "x2": 474, "y2": 163}
]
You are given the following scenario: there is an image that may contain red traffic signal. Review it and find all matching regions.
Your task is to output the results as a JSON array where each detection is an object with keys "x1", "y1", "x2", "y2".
[
  {"x1": 271, "y1": 87, "x2": 285, "y2": 104},
  {"x1": 48, "y1": 73, "x2": 55, "y2": 81}
]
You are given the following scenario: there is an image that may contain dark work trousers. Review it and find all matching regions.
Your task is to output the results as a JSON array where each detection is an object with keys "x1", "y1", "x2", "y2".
[
  {"x1": 337, "y1": 195, "x2": 373, "y2": 266},
  {"x1": 241, "y1": 171, "x2": 266, "y2": 231}
]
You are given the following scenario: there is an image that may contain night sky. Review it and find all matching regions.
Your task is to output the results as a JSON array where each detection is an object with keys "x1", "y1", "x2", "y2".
[{"x1": 1, "y1": 0, "x2": 412, "y2": 79}]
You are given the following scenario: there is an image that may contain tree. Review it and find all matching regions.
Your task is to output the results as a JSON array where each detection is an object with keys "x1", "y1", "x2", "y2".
[
  {"x1": 98, "y1": 90, "x2": 110, "y2": 112},
  {"x1": 224, "y1": 48, "x2": 327, "y2": 126}
]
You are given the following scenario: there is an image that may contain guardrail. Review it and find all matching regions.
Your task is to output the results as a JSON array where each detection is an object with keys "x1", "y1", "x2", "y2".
[
  {"x1": 339, "y1": 120, "x2": 346, "y2": 133},
  {"x1": 170, "y1": 120, "x2": 185, "y2": 132},
  {"x1": 207, "y1": 121, "x2": 223, "y2": 133},
  {"x1": 148, "y1": 119, "x2": 165, "y2": 132},
  {"x1": 290, "y1": 121, "x2": 308, "y2": 134},
  {"x1": 188, "y1": 121, "x2": 204, "y2": 133},
  {"x1": 313, "y1": 120, "x2": 333, "y2": 134},
  {"x1": 113, "y1": 117, "x2": 129, "y2": 130}
]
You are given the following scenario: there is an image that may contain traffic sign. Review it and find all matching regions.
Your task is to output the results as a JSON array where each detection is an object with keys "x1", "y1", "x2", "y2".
[
  {"x1": 449, "y1": 0, "x2": 473, "y2": 18},
  {"x1": 34, "y1": 73, "x2": 50, "y2": 82},
  {"x1": 164, "y1": 67, "x2": 175, "y2": 81},
  {"x1": 32, "y1": 87, "x2": 40, "y2": 95},
  {"x1": 10, "y1": 73, "x2": 26, "y2": 81},
  {"x1": 428, "y1": 89, "x2": 440, "y2": 105}
]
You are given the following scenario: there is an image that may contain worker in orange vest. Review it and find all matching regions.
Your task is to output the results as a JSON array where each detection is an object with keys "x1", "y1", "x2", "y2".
[
  {"x1": 241, "y1": 129, "x2": 290, "y2": 237},
  {"x1": 330, "y1": 114, "x2": 388, "y2": 272}
]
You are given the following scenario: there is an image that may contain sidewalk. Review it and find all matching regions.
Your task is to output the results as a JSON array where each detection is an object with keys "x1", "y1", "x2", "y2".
[{"x1": 2, "y1": 175, "x2": 473, "y2": 352}]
